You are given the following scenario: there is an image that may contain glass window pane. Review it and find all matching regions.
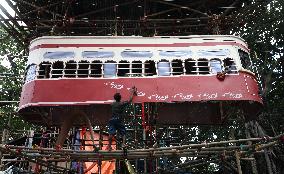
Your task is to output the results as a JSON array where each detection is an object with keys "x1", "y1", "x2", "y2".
[
  {"x1": 159, "y1": 50, "x2": 193, "y2": 57},
  {"x1": 158, "y1": 61, "x2": 170, "y2": 76},
  {"x1": 121, "y1": 51, "x2": 153, "y2": 58},
  {"x1": 103, "y1": 63, "x2": 116, "y2": 77},
  {"x1": 210, "y1": 59, "x2": 222, "y2": 74},
  {"x1": 197, "y1": 49, "x2": 230, "y2": 57},
  {"x1": 238, "y1": 49, "x2": 251, "y2": 69},
  {"x1": 43, "y1": 52, "x2": 75, "y2": 59},
  {"x1": 82, "y1": 51, "x2": 114, "y2": 58},
  {"x1": 25, "y1": 64, "x2": 37, "y2": 82}
]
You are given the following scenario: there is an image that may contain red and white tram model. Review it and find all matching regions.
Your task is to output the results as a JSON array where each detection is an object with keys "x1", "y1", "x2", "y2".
[{"x1": 19, "y1": 35, "x2": 263, "y2": 125}]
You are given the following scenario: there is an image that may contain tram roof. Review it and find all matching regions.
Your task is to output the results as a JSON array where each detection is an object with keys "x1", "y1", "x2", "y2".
[{"x1": 30, "y1": 35, "x2": 247, "y2": 44}]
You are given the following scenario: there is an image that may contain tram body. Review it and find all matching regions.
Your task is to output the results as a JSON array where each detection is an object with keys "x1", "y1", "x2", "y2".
[{"x1": 19, "y1": 36, "x2": 263, "y2": 125}]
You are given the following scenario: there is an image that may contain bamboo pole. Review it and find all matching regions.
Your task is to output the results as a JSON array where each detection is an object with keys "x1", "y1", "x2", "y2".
[
  {"x1": 125, "y1": 159, "x2": 136, "y2": 174},
  {"x1": 235, "y1": 151, "x2": 243, "y2": 174},
  {"x1": 245, "y1": 122, "x2": 258, "y2": 174},
  {"x1": 0, "y1": 151, "x2": 2, "y2": 170}
]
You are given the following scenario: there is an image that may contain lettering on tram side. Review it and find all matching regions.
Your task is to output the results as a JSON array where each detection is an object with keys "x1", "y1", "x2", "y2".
[
  {"x1": 222, "y1": 92, "x2": 243, "y2": 99},
  {"x1": 173, "y1": 93, "x2": 193, "y2": 100},
  {"x1": 104, "y1": 82, "x2": 124, "y2": 90},
  {"x1": 148, "y1": 94, "x2": 169, "y2": 101},
  {"x1": 103, "y1": 81, "x2": 243, "y2": 100},
  {"x1": 197, "y1": 93, "x2": 218, "y2": 100}
]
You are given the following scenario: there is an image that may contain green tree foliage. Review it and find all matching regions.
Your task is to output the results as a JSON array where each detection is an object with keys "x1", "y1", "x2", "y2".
[
  {"x1": 231, "y1": 0, "x2": 284, "y2": 136},
  {"x1": 0, "y1": 28, "x2": 35, "y2": 140}
]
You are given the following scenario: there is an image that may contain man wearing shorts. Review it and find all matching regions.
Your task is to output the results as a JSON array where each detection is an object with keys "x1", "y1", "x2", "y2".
[{"x1": 107, "y1": 87, "x2": 137, "y2": 150}]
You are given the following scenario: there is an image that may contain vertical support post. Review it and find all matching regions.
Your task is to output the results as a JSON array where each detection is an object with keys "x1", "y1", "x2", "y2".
[
  {"x1": 99, "y1": 126, "x2": 103, "y2": 150},
  {"x1": 143, "y1": 127, "x2": 147, "y2": 174},
  {"x1": 141, "y1": 103, "x2": 145, "y2": 129},
  {"x1": 230, "y1": 127, "x2": 243, "y2": 174},
  {"x1": 154, "y1": 124, "x2": 158, "y2": 174},
  {"x1": 134, "y1": 103, "x2": 138, "y2": 173},
  {"x1": 263, "y1": 149, "x2": 273, "y2": 174},
  {"x1": 98, "y1": 160, "x2": 102, "y2": 174},
  {"x1": 2, "y1": 114, "x2": 11, "y2": 144},
  {"x1": 245, "y1": 122, "x2": 258, "y2": 174},
  {"x1": 1, "y1": 129, "x2": 7, "y2": 144},
  {"x1": 0, "y1": 151, "x2": 3, "y2": 170},
  {"x1": 235, "y1": 151, "x2": 243, "y2": 174},
  {"x1": 115, "y1": 130, "x2": 120, "y2": 174},
  {"x1": 251, "y1": 158, "x2": 258, "y2": 174}
]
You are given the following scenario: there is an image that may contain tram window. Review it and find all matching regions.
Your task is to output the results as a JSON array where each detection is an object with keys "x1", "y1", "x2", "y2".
[
  {"x1": 118, "y1": 60, "x2": 130, "y2": 77},
  {"x1": 132, "y1": 61, "x2": 142, "y2": 76},
  {"x1": 172, "y1": 59, "x2": 183, "y2": 75},
  {"x1": 90, "y1": 60, "x2": 102, "y2": 77},
  {"x1": 51, "y1": 61, "x2": 64, "y2": 78},
  {"x1": 64, "y1": 60, "x2": 77, "y2": 78},
  {"x1": 25, "y1": 64, "x2": 37, "y2": 83},
  {"x1": 158, "y1": 60, "x2": 170, "y2": 76},
  {"x1": 159, "y1": 50, "x2": 193, "y2": 57},
  {"x1": 197, "y1": 59, "x2": 209, "y2": 74},
  {"x1": 197, "y1": 49, "x2": 230, "y2": 57},
  {"x1": 238, "y1": 49, "x2": 251, "y2": 69},
  {"x1": 121, "y1": 51, "x2": 153, "y2": 58},
  {"x1": 38, "y1": 61, "x2": 51, "y2": 79},
  {"x1": 78, "y1": 61, "x2": 89, "y2": 78},
  {"x1": 103, "y1": 61, "x2": 116, "y2": 78},
  {"x1": 224, "y1": 58, "x2": 237, "y2": 74},
  {"x1": 210, "y1": 59, "x2": 222, "y2": 74},
  {"x1": 82, "y1": 51, "x2": 114, "y2": 58},
  {"x1": 43, "y1": 52, "x2": 75, "y2": 59},
  {"x1": 185, "y1": 59, "x2": 196, "y2": 74},
  {"x1": 145, "y1": 60, "x2": 156, "y2": 76}
]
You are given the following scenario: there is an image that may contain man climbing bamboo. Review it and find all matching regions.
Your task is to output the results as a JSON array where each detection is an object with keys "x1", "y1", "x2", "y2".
[{"x1": 107, "y1": 87, "x2": 137, "y2": 150}]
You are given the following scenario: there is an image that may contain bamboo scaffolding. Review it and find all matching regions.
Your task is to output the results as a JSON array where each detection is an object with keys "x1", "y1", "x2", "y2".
[
  {"x1": 1, "y1": 133, "x2": 281, "y2": 154},
  {"x1": 0, "y1": 133, "x2": 282, "y2": 173},
  {"x1": 0, "y1": 146, "x2": 70, "y2": 173},
  {"x1": 0, "y1": 139, "x2": 280, "y2": 161}
]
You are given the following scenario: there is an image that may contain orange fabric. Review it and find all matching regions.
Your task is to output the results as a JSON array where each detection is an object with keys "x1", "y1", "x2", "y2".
[{"x1": 81, "y1": 131, "x2": 116, "y2": 174}]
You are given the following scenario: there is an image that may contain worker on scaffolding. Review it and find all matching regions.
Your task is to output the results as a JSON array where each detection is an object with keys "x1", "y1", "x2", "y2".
[{"x1": 107, "y1": 87, "x2": 137, "y2": 150}]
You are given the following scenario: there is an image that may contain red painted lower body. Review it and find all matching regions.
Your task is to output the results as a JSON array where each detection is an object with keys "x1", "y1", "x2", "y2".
[{"x1": 19, "y1": 72, "x2": 263, "y2": 125}]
